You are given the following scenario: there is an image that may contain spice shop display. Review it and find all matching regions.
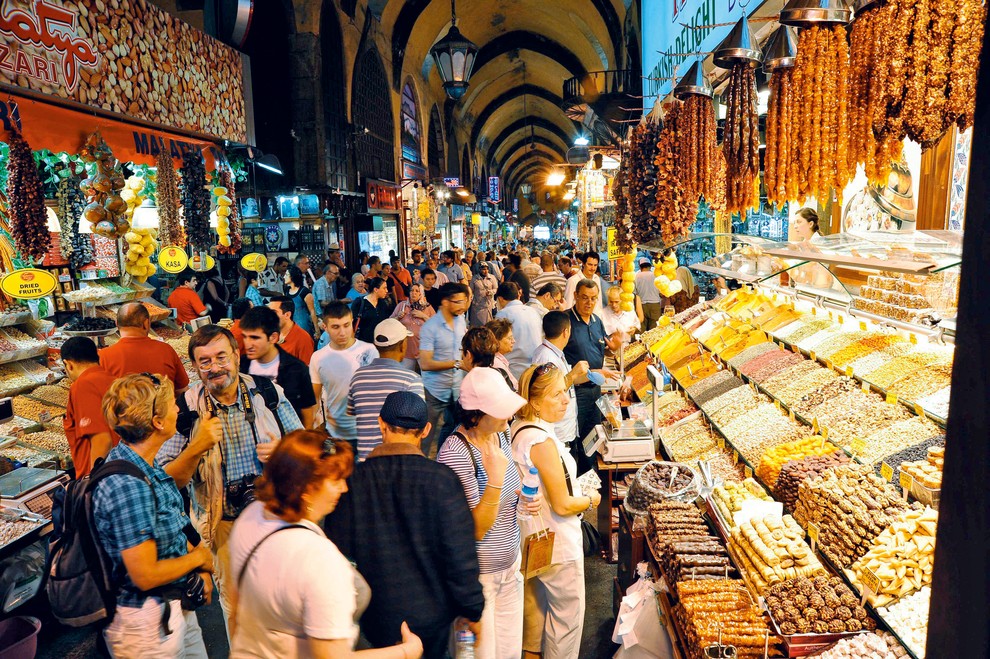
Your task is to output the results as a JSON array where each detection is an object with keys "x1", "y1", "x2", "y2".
[
  {"x1": 650, "y1": 105, "x2": 697, "y2": 244},
  {"x1": 625, "y1": 119, "x2": 663, "y2": 245}
]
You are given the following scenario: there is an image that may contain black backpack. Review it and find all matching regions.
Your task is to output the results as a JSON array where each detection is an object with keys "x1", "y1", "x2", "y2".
[{"x1": 45, "y1": 460, "x2": 154, "y2": 627}]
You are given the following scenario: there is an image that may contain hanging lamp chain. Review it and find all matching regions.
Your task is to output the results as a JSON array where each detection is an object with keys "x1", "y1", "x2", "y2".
[{"x1": 451, "y1": 0, "x2": 457, "y2": 25}]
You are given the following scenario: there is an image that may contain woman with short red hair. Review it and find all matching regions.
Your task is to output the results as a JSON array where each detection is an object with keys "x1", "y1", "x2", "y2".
[{"x1": 228, "y1": 430, "x2": 422, "y2": 658}]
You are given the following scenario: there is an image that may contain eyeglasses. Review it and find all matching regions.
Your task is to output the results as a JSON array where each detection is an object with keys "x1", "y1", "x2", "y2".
[
  {"x1": 196, "y1": 353, "x2": 233, "y2": 370},
  {"x1": 140, "y1": 372, "x2": 162, "y2": 386},
  {"x1": 321, "y1": 438, "x2": 339, "y2": 458}
]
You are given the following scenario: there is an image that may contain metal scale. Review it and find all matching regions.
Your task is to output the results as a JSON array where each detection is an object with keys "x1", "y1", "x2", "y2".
[
  {"x1": 0, "y1": 467, "x2": 69, "y2": 519},
  {"x1": 586, "y1": 388, "x2": 655, "y2": 464}
]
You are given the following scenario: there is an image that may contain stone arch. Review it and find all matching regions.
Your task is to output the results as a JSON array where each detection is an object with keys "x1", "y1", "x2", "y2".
[
  {"x1": 321, "y1": 2, "x2": 349, "y2": 190},
  {"x1": 352, "y1": 47, "x2": 396, "y2": 182},
  {"x1": 428, "y1": 105, "x2": 445, "y2": 181}
]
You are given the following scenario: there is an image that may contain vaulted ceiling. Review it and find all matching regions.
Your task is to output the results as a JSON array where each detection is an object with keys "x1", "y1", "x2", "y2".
[{"x1": 381, "y1": 0, "x2": 634, "y2": 196}]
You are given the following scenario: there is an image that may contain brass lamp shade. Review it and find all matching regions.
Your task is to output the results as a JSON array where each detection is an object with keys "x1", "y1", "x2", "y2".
[
  {"x1": 780, "y1": 0, "x2": 852, "y2": 26},
  {"x1": 763, "y1": 26, "x2": 800, "y2": 72}
]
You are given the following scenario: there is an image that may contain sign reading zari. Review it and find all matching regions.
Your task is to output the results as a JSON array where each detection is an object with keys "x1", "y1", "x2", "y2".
[{"x1": 0, "y1": 0, "x2": 247, "y2": 142}]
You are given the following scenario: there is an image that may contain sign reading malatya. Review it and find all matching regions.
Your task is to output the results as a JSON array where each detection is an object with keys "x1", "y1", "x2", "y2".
[{"x1": 0, "y1": 0, "x2": 247, "y2": 142}]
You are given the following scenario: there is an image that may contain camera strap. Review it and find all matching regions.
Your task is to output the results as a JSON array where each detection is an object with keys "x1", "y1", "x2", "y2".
[{"x1": 201, "y1": 377, "x2": 262, "y2": 488}]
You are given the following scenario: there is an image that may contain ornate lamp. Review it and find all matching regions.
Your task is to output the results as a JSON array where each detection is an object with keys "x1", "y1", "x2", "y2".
[{"x1": 430, "y1": 0, "x2": 478, "y2": 100}]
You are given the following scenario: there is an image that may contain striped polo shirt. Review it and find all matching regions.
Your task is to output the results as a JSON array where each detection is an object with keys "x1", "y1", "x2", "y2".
[
  {"x1": 348, "y1": 358, "x2": 425, "y2": 461},
  {"x1": 436, "y1": 431, "x2": 522, "y2": 574}
]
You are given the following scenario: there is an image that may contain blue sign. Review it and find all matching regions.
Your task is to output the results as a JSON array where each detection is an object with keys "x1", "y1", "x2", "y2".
[
  {"x1": 642, "y1": 0, "x2": 753, "y2": 108},
  {"x1": 488, "y1": 176, "x2": 500, "y2": 202},
  {"x1": 513, "y1": 198, "x2": 519, "y2": 213},
  {"x1": 443, "y1": 177, "x2": 460, "y2": 187}
]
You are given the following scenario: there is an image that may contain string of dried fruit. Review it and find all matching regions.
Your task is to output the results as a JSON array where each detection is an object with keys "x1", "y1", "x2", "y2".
[
  {"x1": 651, "y1": 104, "x2": 697, "y2": 244},
  {"x1": 723, "y1": 63, "x2": 760, "y2": 214},
  {"x1": 612, "y1": 165, "x2": 634, "y2": 251},
  {"x1": 765, "y1": 68, "x2": 791, "y2": 205},
  {"x1": 215, "y1": 169, "x2": 243, "y2": 254},
  {"x1": 78, "y1": 133, "x2": 130, "y2": 239},
  {"x1": 156, "y1": 151, "x2": 185, "y2": 248},
  {"x1": 6, "y1": 132, "x2": 49, "y2": 261},
  {"x1": 180, "y1": 152, "x2": 211, "y2": 251},
  {"x1": 55, "y1": 179, "x2": 76, "y2": 259},
  {"x1": 691, "y1": 94, "x2": 725, "y2": 210},
  {"x1": 627, "y1": 119, "x2": 663, "y2": 237},
  {"x1": 786, "y1": 49, "x2": 802, "y2": 202},
  {"x1": 70, "y1": 212, "x2": 95, "y2": 270},
  {"x1": 874, "y1": 0, "x2": 919, "y2": 141},
  {"x1": 948, "y1": 0, "x2": 987, "y2": 131}
]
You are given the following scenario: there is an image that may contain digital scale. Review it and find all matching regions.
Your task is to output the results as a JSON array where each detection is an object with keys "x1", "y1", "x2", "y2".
[
  {"x1": 585, "y1": 394, "x2": 656, "y2": 463},
  {"x1": 0, "y1": 467, "x2": 69, "y2": 519}
]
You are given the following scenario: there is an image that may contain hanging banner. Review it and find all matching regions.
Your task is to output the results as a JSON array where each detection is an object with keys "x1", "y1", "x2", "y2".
[
  {"x1": 0, "y1": 94, "x2": 221, "y2": 168},
  {"x1": 0, "y1": 0, "x2": 247, "y2": 142},
  {"x1": 1, "y1": 268, "x2": 57, "y2": 299},
  {"x1": 158, "y1": 247, "x2": 188, "y2": 274},
  {"x1": 366, "y1": 179, "x2": 401, "y2": 213},
  {"x1": 488, "y1": 176, "x2": 501, "y2": 202}
]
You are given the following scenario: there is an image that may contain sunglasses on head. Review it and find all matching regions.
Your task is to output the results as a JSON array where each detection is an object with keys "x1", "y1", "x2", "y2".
[
  {"x1": 321, "y1": 438, "x2": 339, "y2": 458},
  {"x1": 140, "y1": 372, "x2": 162, "y2": 386}
]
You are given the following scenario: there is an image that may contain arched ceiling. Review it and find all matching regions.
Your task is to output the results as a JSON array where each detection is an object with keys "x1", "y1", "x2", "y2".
[
  {"x1": 508, "y1": 159, "x2": 553, "y2": 191},
  {"x1": 382, "y1": 0, "x2": 632, "y2": 186}
]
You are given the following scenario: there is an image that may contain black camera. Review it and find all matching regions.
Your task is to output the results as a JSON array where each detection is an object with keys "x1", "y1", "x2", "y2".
[
  {"x1": 176, "y1": 409, "x2": 199, "y2": 438},
  {"x1": 181, "y1": 572, "x2": 208, "y2": 611},
  {"x1": 223, "y1": 474, "x2": 258, "y2": 519}
]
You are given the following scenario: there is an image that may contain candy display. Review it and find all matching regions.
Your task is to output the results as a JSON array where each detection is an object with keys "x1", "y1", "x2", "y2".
[
  {"x1": 674, "y1": 579, "x2": 781, "y2": 658},
  {"x1": 624, "y1": 461, "x2": 698, "y2": 514},
  {"x1": 898, "y1": 446, "x2": 944, "y2": 490},
  {"x1": 765, "y1": 575, "x2": 876, "y2": 636},
  {"x1": 728, "y1": 514, "x2": 826, "y2": 595},
  {"x1": 809, "y1": 631, "x2": 909, "y2": 658},
  {"x1": 711, "y1": 479, "x2": 774, "y2": 526},
  {"x1": 646, "y1": 502, "x2": 735, "y2": 584},
  {"x1": 756, "y1": 437, "x2": 839, "y2": 489},
  {"x1": 877, "y1": 587, "x2": 930, "y2": 657},
  {"x1": 0, "y1": 514, "x2": 45, "y2": 548},
  {"x1": 847, "y1": 507, "x2": 937, "y2": 606}
]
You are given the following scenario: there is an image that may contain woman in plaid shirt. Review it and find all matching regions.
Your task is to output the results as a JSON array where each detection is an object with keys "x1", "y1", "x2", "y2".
[{"x1": 93, "y1": 373, "x2": 214, "y2": 658}]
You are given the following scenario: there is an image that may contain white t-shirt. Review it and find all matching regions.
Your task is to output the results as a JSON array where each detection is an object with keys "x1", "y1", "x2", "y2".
[
  {"x1": 600, "y1": 306, "x2": 640, "y2": 337},
  {"x1": 248, "y1": 354, "x2": 280, "y2": 381},
  {"x1": 228, "y1": 501, "x2": 362, "y2": 657},
  {"x1": 309, "y1": 341, "x2": 378, "y2": 440},
  {"x1": 510, "y1": 419, "x2": 583, "y2": 564},
  {"x1": 562, "y1": 273, "x2": 604, "y2": 314}
]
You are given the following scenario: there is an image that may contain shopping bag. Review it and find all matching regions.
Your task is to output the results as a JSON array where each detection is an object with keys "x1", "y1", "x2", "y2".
[{"x1": 520, "y1": 528, "x2": 555, "y2": 579}]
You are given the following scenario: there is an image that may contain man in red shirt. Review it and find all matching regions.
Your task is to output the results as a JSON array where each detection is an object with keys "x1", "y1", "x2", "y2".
[
  {"x1": 389, "y1": 255, "x2": 412, "y2": 303},
  {"x1": 62, "y1": 337, "x2": 119, "y2": 478},
  {"x1": 100, "y1": 302, "x2": 190, "y2": 393},
  {"x1": 268, "y1": 295, "x2": 314, "y2": 363},
  {"x1": 167, "y1": 270, "x2": 209, "y2": 324},
  {"x1": 229, "y1": 297, "x2": 254, "y2": 355}
]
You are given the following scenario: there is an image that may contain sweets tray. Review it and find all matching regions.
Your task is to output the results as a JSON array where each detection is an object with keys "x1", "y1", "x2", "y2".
[{"x1": 765, "y1": 606, "x2": 866, "y2": 657}]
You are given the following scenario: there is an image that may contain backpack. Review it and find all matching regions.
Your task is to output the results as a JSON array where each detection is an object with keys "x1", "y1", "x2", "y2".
[{"x1": 45, "y1": 459, "x2": 154, "y2": 627}]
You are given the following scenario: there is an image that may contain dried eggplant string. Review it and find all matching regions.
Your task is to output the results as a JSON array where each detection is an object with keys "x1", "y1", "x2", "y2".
[
  {"x1": 724, "y1": 63, "x2": 759, "y2": 214},
  {"x1": 156, "y1": 151, "x2": 185, "y2": 249}
]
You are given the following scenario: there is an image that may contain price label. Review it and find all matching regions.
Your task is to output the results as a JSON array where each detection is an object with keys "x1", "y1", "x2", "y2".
[
  {"x1": 812, "y1": 306, "x2": 817, "y2": 316},
  {"x1": 749, "y1": 380, "x2": 757, "y2": 392},
  {"x1": 862, "y1": 380, "x2": 871, "y2": 393},
  {"x1": 159, "y1": 247, "x2": 189, "y2": 274},
  {"x1": 821, "y1": 426, "x2": 830, "y2": 442},
  {"x1": 812, "y1": 417, "x2": 820, "y2": 433},
  {"x1": 790, "y1": 409, "x2": 796, "y2": 422},
  {"x1": 886, "y1": 392, "x2": 898, "y2": 405},
  {"x1": 881, "y1": 462, "x2": 894, "y2": 482},
  {"x1": 909, "y1": 333, "x2": 918, "y2": 345},
  {"x1": 914, "y1": 402, "x2": 926, "y2": 417},
  {"x1": 825, "y1": 360, "x2": 834, "y2": 371},
  {"x1": 859, "y1": 320, "x2": 868, "y2": 331},
  {"x1": 772, "y1": 293, "x2": 778, "y2": 302},
  {"x1": 845, "y1": 366, "x2": 854, "y2": 377},
  {"x1": 807, "y1": 521, "x2": 820, "y2": 551},
  {"x1": 850, "y1": 437, "x2": 866, "y2": 456},
  {"x1": 733, "y1": 450, "x2": 740, "y2": 464},
  {"x1": 810, "y1": 351, "x2": 817, "y2": 362},
  {"x1": 775, "y1": 399, "x2": 782, "y2": 411},
  {"x1": 744, "y1": 465, "x2": 754, "y2": 480},
  {"x1": 717, "y1": 437, "x2": 726, "y2": 450},
  {"x1": 900, "y1": 471, "x2": 914, "y2": 490},
  {"x1": 861, "y1": 567, "x2": 881, "y2": 598},
  {"x1": 837, "y1": 314, "x2": 844, "y2": 325},
  {"x1": 791, "y1": 343, "x2": 800, "y2": 354}
]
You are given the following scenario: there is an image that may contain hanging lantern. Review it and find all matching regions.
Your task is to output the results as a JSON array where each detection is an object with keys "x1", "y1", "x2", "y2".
[
  {"x1": 430, "y1": 0, "x2": 478, "y2": 100},
  {"x1": 673, "y1": 61, "x2": 713, "y2": 99},
  {"x1": 763, "y1": 25, "x2": 800, "y2": 73},
  {"x1": 713, "y1": 15, "x2": 763, "y2": 68},
  {"x1": 779, "y1": 0, "x2": 852, "y2": 26}
]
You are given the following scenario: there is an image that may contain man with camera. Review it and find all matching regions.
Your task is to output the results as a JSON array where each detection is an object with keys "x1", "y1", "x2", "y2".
[{"x1": 158, "y1": 325, "x2": 303, "y2": 636}]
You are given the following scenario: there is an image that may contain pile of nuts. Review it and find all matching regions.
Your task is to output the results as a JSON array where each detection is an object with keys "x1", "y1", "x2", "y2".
[
  {"x1": 859, "y1": 416, "x2": 942, "y2": 465},
  {"x1": 765, "y1": 575, "x2": 877, "y2": 636},
  {"x1": 848, "y1": 507, "x2": 938, "y2": 606},
  {"x1": 0, "y1": 516, "x2": 44, "y2": 547},
  {"x1": 13, "y1": 398, "x2": 64, "y2": 423},
  {"x1": 23, "y1": 429, "x2": 70, "y2": 455},
  {"x1": 721, "y1": 404, "x2": 806, "y2": 463},
  {"x1": 757, "y1": 437, "x2": 840, "y2": 489},
  {"x1": 728, "y1": 515, "x2": 826, "y2": 594},
  {"x1": 793, "y1": 464, "x2": 916, "y2": 569}
]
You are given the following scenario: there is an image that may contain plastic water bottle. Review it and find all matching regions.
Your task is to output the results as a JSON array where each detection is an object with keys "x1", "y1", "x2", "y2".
[
  {"x1": 456, "y1": 629, "x2": 476, "y2": 658},
  {"x1": 518, "y1": 467, "x2": 543, "y2": 537}
]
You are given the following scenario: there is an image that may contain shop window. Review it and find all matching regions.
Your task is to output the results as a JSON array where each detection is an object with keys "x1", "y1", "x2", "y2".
[
  {"x1": 428, "y1": 105, "x2": 445, "y2": 181},
  {"x1": 401, "y1": 81, "x2": 422, "y2": 165}
]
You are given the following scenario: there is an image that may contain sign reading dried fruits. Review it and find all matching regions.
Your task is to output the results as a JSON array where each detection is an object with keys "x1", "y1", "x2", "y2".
[{"x1": 0, "y1": 0, "x2": 247, "y2": 142}]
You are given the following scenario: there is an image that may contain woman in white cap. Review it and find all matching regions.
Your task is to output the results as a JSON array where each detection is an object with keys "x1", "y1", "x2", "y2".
[
  {"x1": 436, "y1": 367, "x2": 537, "y2": 659},
  {"x1": 512, "y1": 363, "x2": 602, "y2": 659}
]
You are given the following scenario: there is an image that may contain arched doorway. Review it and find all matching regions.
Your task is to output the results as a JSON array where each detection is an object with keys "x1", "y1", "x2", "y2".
[
  {"x1": 400, "y1": 80, "x2": 423, "y2": 170},
  {"x1": 352, "y1": 48, "x2": 396, "y2": 183},
  {"x1": 321, "y1": 3, "x2": 349, "y2": 191},
  {"x1": 428, "y1": 105, "x2": 445, "y2": 181},
  {"x1": 461, "y1": 147, "x2": 471, "y2": 191}
]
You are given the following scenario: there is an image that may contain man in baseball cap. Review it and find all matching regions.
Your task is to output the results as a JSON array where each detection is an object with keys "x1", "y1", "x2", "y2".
[
  {"x1": 348, "y1": 319, "x2": 424, "y2": 461},
  {"x1": 325, "y1": 389, "x2": 485, "y2": 658}
]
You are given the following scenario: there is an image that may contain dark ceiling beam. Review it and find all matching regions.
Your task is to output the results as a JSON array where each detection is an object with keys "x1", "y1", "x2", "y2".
[
  {"x1": 507, "y1": 157, "x2": 553, "y2": 191},
  {"x1": 468, "y1": 84, "x2": 562, "y2": 151},
  {"x1": 502, "y1": 147, "x2": 559, "y2": 181},
  {"x1": 471, "y1": 31, "x2": 587, "y2": 82},
  {"x1": 490, "y1": 128, "x2": 570, "y2": 166},
  {"x1": 589, "y1": 0, "x2": 622, "y2": 64},
  {"x1": 389, "y1": 0, "x2": 431, "y2": 89},
  {"x1": 487, "y1": 118, "x2": 575, "y2": 164},
  {"x1": 495, "y1": 137, "x2": 566, "y2": 171}
]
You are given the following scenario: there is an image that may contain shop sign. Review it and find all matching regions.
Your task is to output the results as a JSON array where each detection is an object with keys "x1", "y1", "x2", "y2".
[
  {"x1": 366, "y1": 179, "x2": 401, "y2": 213},
  {"x1": 158, "y1": 247, "x2": 188, "y2": 274},
  {"x1": 0, "y1": 0, "x2": 247, "y2": 142},
  {"x1": 240, "y1": 253, "x2": 268, "y2": 273},
  {"x1": 402, "y1": 161, "x2": 427, "y2": 181},
  {"x1": 488, "y1": 176, "x2": 501, "y2": 202},
  {"x1": 606, "y1": 228, "x2": 622, "y2": 261},
  {"x1": 190, "y1": 254, "x2": 216, "y2": 272},
  {"x1": 642, "y1": 0, "x2": 750, "y2": 104},
  {"x1": 443, "y1": 177, "x2": 460, "y2": 187},
  {"x1": 0, "y1": 268, "x2": 57, "y2": 299}
]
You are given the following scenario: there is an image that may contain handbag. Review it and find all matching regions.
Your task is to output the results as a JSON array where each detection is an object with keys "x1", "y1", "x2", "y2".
[{"x1": 561, "y1": 454, "x2": 602, "y2": 558}]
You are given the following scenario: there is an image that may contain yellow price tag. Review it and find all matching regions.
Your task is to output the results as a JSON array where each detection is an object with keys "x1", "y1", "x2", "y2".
[
  {"x1": 861, "y1": 567, "x2": 881, "y2": 596},
  {"x1": 159, "y1": 247, "x2": 189, "y2": 274},
  {"x1": 821, "y1": 426, "x2": 830, "y2": 442},
  {"x1": 845, "y1": 366, "x2": 854, "y2": 377},
  {"x1": 886, "y1": 392, "x2": 898, "y2": 405},
  {"x1": 862, "y1": 380, "x2": 871, "y2": 393},
  {"x1": 881, "y1": 462, "x2": 894, "y2": 481},
  {"x1": 850, "y1": 437, "x2": 866, "y2": 456},
  {"x1": 812, "y1": 306, "x2": 817, "y2": 316},
  {"x1": 790, "y1": 409, "x2": 796, "y2": 422},
  {"x1": 909, "y1": 333, "x2": 918, "y2": 345},
  {"x1": 733, "y1": 450, "x2": 740, "y2": 464},
  {"x1": 807, "y1": 521, "x2": 820, "y2": 545},
  {"x1": 791, "y1": 343, "x2": 800, "y2": 354},
  {"x1": 914, "y1": 402, "x2": 926, "y2": 417},
  {"x1": 810, "y1": 351, "x2": 816, "y2": 362},
  {"x1": 812, "y1": 417, "x2": 820, "y2": 433},
  {"x1": 717, "y1": 437, "x2": 726, "y2": 449},
  {"x1": 744, "y1": 465, "x2": 753, "y2": 479},
  {"x1": 772, "y1": 293, "x2": 778, "y2": 302},
  {"x1": 859, "y1": 320, "x2": 867, "y2": 331},
  {"x1": 900, "y1": 471, "x2": 914, "y2": 490},
  {"x1": 775, "y1": 399, "x2": 782, "y2": 411},
  {"x1": 824, "y1": 360, "x2": 833, "y2": 371},
  {"x1": 837, "y1": 314, "x2": 844, "y2": 325}
]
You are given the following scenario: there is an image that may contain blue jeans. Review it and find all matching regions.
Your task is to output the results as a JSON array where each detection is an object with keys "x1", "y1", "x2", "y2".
[{"x1": 425, "y1": 390, "x2": 457, "y2": 457}]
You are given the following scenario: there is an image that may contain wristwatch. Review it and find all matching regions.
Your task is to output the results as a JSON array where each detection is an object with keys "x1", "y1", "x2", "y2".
[{"x1": 454, "y1": 359, "x2": 462, "y2": 369}]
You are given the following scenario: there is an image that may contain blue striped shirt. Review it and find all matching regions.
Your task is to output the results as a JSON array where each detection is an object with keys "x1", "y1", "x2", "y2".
[
  {"x1": 348, "y1": 359, "x2": 425, "y2": 460},
  {"x1": 436, "y1": 431, "x2": 522, "y2": 574}
]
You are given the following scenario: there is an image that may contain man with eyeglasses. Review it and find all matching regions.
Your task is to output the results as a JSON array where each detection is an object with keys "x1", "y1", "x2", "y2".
[
  {"x1": 561, "y1": 251, "x2": 604, "y2": 313},
  {"x1": 418, "y1": 282, "x2": 470, "y2": 455},
  {"x1": 564, "y1": 279, "x2": 621, "y2": 473},
  {"x1": 527, "y1": 282, "x2": 563, "y2": 318},
  {"x1": 158, "y1": 324, "x2": 303, "y2": 636},
  {"x1": 312, "y1": 261, "x2": 349, "y2": 313}
]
